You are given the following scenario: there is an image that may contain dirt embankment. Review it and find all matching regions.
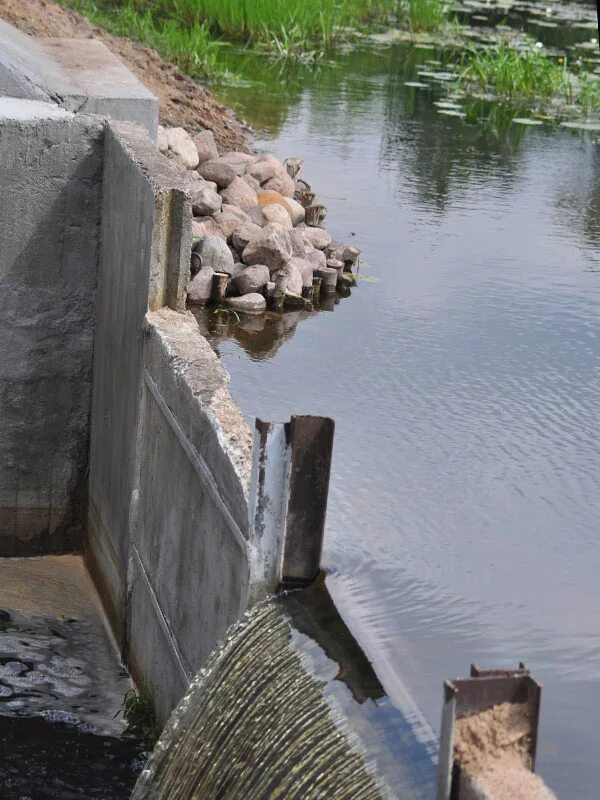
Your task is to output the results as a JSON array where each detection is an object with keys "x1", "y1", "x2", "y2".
[{"x1": 0, "y1": 0, "x2": 251, "y2": 152}]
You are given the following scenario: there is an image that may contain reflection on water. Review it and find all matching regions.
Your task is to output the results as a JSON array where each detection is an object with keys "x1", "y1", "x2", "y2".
[{"x1": 203, "y1": 38, "x2": 600, "y2": 798}]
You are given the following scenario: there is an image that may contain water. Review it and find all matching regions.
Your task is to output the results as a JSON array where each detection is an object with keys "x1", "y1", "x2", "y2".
[
  {"x1": 132, "y1": 588, "x2": 437, "y2": 800},
  {"x1": 198, "y1": 34, "x2": 600, "y2": 798}
]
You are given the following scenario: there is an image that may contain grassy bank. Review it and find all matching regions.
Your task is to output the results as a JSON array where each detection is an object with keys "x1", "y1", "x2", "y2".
[{"x1": 59, "y1": 0, "x2": 401, "y2": 78}]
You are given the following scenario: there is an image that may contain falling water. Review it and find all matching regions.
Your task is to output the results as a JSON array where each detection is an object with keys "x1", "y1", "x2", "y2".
[{"x1": 132, "y1": 590, "x2": 437, "y2": 800}]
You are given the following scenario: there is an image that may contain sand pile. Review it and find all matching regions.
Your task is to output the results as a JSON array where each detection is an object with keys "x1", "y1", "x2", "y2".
[{"x1": 454, "y1": 702, "x2": 556, "y2": 800}]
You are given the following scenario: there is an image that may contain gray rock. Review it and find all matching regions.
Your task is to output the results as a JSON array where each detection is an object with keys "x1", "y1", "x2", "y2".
[
  {"x1": 166, "y1": 127, "x2": 199, "y2": 169},
  {"x1": 289, "y1": 229, "x2": 306, "y2": 258},
  {"x1": 234, "y1": 264, "x2": 270, "y2": 295},
  {"x1": 199, "y1": 159, "x2": 236, "y2": 189},
  {"x1": 273, "y1": 261, "x2": 303, "y2": 295},
  {"x1": 242, "y1": 223, "x2": 293, "y2": 271},
  {"x1": 289, "y1": 257, "x2": 314, "y2": 288},
  {"x1": 190, "y1": 185, "x2": 222, "y2": 216},
  {"x1": 200, "y1": 235, "x2": 235, "y2": 275},
  {"x1": 247, "y1": 160, "x2": 277, "y2": 184},
  {"x1": 286, "y1": 197, "x2": 306, "y2": 226},
  {"x1": 187, "y1": 266, "x2": 214, "y2": 305},
  {"x1": 220, "y1": 176, "x2": 258, "y2": 212},
  {"x1": 232, "y1": 222, "x2": 263, "y2": 256},
  {"x1": 265, "y1": 280, "x2": 276, "y2": 300},
  {"x1": 214, "y1": 206, "x2": 251, "y2": 238},
  {"x1": 246, "y1": 205, "x2": 266, "y2": 227},
  {"x1": 226, "y1": 293, "x2": 266, "y2": 315},
  {"x1": 192, "y1": 217, "x2": 225, "y2": 240},
  {"x1": 305, "y1": 248, "x2": 327, "y2": 270},
  {"x1": 262, "y1": 203, "x2": 292, "y2": 228},
  {"x1": 193, "y1": 130, "x2": 219, "y2": 164},
  {"x1": 302, "y1": 226, "x2": 332, "y2": 250},
  {"x1": 263, "y1": 171, "x2": 296, "y2": 198},
  {"x1": 164, "y1": 149, "x2": 189, "y2": 175},
  {"x1": 157, "y1": 125, "x2": 169, "y2": 154},
  {"x1": 242, "y1": 173, "x2": 261, "y2": 191}
]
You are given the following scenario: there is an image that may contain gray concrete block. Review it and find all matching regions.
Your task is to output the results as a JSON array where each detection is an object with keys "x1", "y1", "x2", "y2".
[
  {"x1": 0, "y1": 102, "x2": 103, "y2": 555},
  {"x1": 0, "y1": 19, "x2": 158, "y2": 138}
]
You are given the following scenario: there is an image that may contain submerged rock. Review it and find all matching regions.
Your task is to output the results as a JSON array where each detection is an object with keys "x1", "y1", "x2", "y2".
[{"x1": 226, "y1": 293, "x2": 266, "y2": 315}]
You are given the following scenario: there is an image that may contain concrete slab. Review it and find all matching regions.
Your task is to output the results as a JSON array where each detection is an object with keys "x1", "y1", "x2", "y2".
[
  {"x1": 0, "y1": 96, "x2": 72, "y2": 120},
  {"x1": 0, "y1": 555, "x2": 133, "y2": 736},
  {"x1": 0, "y1": 19, "x2": 158, "y2": 138}
]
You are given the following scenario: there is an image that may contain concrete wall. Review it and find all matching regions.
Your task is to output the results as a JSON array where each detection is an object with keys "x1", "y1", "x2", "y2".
[
  {"x1": 0, "y1": 98, "x2": 103, "y2": 555},
  {"x1": 0, "y1": 19, "x2": 158, "y2": 139},
  {"x1": 86, "y1": 121, "x2": 190, "y2": 643},
  {"x1": 129, "y1": 310, "x2": 253, "y2": 722}
]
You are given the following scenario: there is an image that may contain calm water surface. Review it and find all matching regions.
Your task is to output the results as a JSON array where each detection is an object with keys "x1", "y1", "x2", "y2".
[{"x1": 203, "y1": 41, "x2": 600, "y2": 797}]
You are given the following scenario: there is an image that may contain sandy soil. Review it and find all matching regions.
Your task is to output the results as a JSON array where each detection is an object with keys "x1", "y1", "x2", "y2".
[
  {"x1": 454, "y1": 702, "x2": 555, "y2": 800},
  {"x1": 0, "y1": 0, "x2": 251, "y2": 151}
]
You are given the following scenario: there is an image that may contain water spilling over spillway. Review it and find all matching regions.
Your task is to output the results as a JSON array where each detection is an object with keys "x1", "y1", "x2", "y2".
[{"x1": 132, "y1": 585, "x2": 437, "y2": 799}]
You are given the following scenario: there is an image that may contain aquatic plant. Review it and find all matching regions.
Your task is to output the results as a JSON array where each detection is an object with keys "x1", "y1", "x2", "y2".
[
  {"x1": 405, "y1": 0, "x2": 449, "y2": 33},
  {"x1": 457, "y1": 44, "x2": 572, "y2": 103},
  {"x1": 122, "y1": 683, "x2": 160, "y2": 745}
]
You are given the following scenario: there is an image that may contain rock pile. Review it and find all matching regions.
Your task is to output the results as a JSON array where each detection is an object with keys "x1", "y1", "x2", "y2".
[{"x1": 157, "y1": 125, "x2": 361, "y2": 317}]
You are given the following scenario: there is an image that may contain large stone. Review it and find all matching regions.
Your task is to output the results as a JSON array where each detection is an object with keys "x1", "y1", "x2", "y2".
[
  {"x1": 289, "y1": 257, "x2": 314, "y2": 287},
  {"x1": 157, "y1": 125, "x2": 169, "y2": 154},
  {"x1": 246, "y1": 205, "x2": 266, "y2": 227},
  {"x1": 199, "y1": 235, "x2": 235, "y2": 275},
  {"x1": 242, "y1": 223, "x2": 292, "y2": 271},
  {"x1": 273, "y1": 261, "x2": 303, "y2": 295},
  {"x1": 247, "y1": 160, "x2": 277, "y2": 184},
  {"x1": 215, "y1": 205, "x2": 251, "y2": 238},
  {"x1": 286, "y1": 197, "x2": 306, "y2": 226},
  {"x1": 192, "y1": 217, "x2": 225, "y2": 240},
  {"x1": 242, "y1": 173, "x2": 261, "y2": 192},
  {"x1": 187, "y1": 266, "x2": 214, "y2": 305},
  {"x1": 166, "y1": 127, "x2": 199, "y2": 169},
  {"x1": 261, "y1": 203, "x2": 292, "y2": 228},
  {"x1": 220, "y1": 177, "x2": 258, "y2": 212},
  {"x1": 234, "y1": 264, "x2": 270, "y2": 295},
  {"x1": 257, "y1": 189, "x2": 292, "y2": 214},
  {"x1": 263, "y1": 171, "x2": 295, "y2": 198},
  {"x1": 222, "y1": 151, "x2": 256, "y2": 165},
  {"x1": 226, "y1": 293, "x2": 266, "y2": 316},
  {"x1": 232, "y1": 222, "x2": 262, "y2": 256},
  {"x1": 289, "y1": 229, "x2": 306, "y2": 258},
  {"x1": 190, "y1": 185, "x2": 222, "y2": 216},
  {"x1": 193, "y1": 129, "x2": 219, "y2": 164},
  {"x1": 302, "y1": 226, "x2": 332, "y2": 250},
  {"x1": 305, "y1": 248, "x2": 327, "y2": 270},
  {"x1": 199, "y1": 159, "x2": 236, "y2": 189}
]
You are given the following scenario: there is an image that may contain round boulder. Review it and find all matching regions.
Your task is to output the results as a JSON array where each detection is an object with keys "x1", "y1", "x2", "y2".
[
  {"x1": 302, "y1": 226, "x2": 332, "y2": 250},
  {"x1": 262, "y1": 203, "x2": 292, "y2": 228},
  {"x1": 165, "y1": 127, "x2": 199, "y2": 169},
  {"x1": 199, "y1": 159, "x2": 236, "y2": 189},
  {"x1": 187, "y1": 266, "x2": 214, "y2": 306},
  {"x1": 199, "y1": 235, "x2": 235, "y2": 275},
  {"x1": 273, "y1": 261, "x2": 303, "y2": 296},
  {"x1": 220, "y1": 177, "x2": 258, "y2": 212},
  {"x1": 242, "y1": 223, "x2": 293, "y2": 271},
  {"x1": 226, "y1": 293, "x2": 266, "y2": 316},
  {"x1": 234, "y1": 264, "x2": 270, "y2": 295},
  {"x1": 193, "y1": 130, "x2": 219, "y2": 165},
  {"x1": 232, "y1": 222, "x2": 263, "y2": 256},
  {"x1": 190, "y1": 185, "x2": 222, "y2": 216},
  {"x1": 263, "y1": 171, "x2": 295, "y2": 198}
]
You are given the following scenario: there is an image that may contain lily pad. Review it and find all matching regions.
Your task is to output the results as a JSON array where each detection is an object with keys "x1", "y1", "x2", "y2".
[
  {"x1": 560, "y1": 120, "x2": 600, "y2": 130},
  {"x1": 404, "y1": 81, "x2": 430, "y2": 88},
  {"x1": 512, "y1": 117, "x2": 544, "y2": 125}
]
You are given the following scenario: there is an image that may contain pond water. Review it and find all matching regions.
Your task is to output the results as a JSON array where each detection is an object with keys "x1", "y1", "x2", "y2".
[{"x1": 201, "y1": 32, "x2": 600, "y2": 799}]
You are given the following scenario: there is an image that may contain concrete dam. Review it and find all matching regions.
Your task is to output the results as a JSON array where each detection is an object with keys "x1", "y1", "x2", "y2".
[{"x1": 0, "y1": 17, "x2": 557, "y2": 800}]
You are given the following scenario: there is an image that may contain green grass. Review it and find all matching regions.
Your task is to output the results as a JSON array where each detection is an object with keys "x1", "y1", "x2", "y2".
[
  {"x1": 458, "y1": 44, "x2": 573, "y2": 103},
  {"x1": 121, "y1": 683, "x2": 160, "y2": 745},
  {"x1": 405, "y1": 0, "x2": 448, "y2": 33}
]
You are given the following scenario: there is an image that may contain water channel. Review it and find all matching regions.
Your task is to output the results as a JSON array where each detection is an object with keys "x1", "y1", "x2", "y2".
[{"x1": 195, "y1": 27, "x2": 600, "y2": 799}]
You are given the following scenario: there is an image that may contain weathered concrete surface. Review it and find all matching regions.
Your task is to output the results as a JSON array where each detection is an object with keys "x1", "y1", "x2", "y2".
[
  {"x1": 129, "y1": 309, "x2": 253, "y2": 723},
  {"x1": 87, "y1": 121, "x2": 191, "y2": 644},
  {"x1": 0, "y1": 99, "x2": 103, "y2": 556},
  {"x1": 0, "y1": 555, "x2": 133, "y2": 735},
  {"x1": 0, "y1": 19, "x2": 158, "y2": 138}
]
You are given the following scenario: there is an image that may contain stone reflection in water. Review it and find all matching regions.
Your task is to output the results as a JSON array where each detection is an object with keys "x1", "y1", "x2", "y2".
[
  {"x1": 192, "y1": 292, "x2": 347, "y2": 361},
  {"x1": 132, "y1": 587, "x2": 437, "y2": 800}
]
